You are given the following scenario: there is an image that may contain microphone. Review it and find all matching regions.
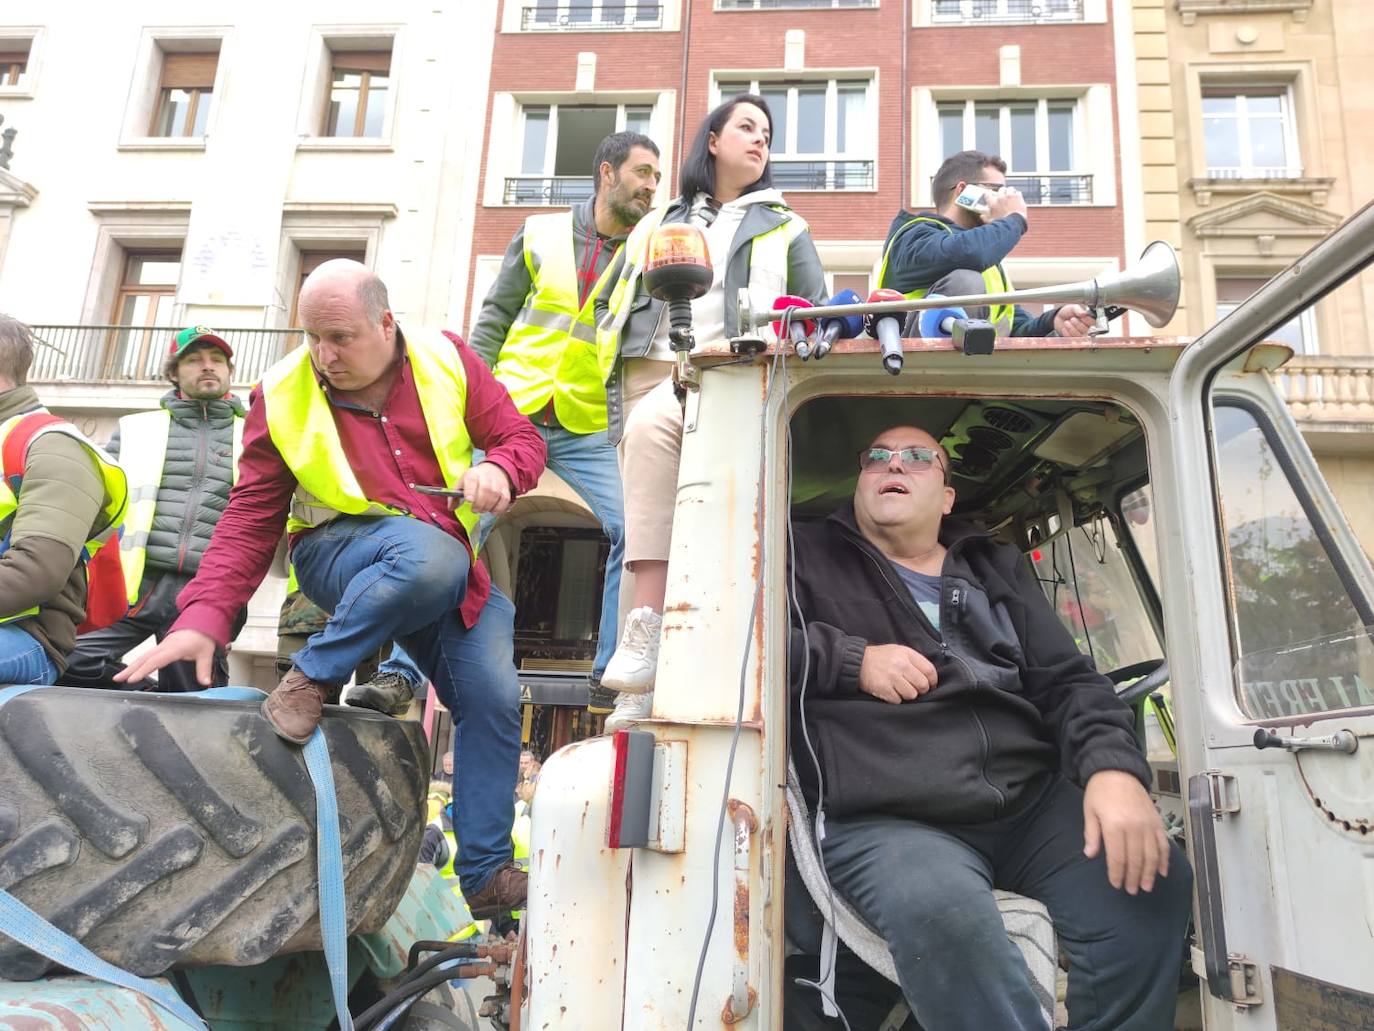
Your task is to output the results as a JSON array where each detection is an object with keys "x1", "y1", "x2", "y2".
[
  {"x1": 863, "y1": 289, "x2": 906, "y2": 376},
  {"x1": 808, "y1": 289, "x2": 863, "y2": 360},
  {"x1": 915, "y1": 300, "x2": 968, "y2": 338},
  {"x1": 772, "y1": 296, "x2": 816, "y2": 356}
]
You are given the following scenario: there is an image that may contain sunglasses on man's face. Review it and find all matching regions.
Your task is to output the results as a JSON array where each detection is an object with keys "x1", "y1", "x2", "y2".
[{"x1": 858, "y1": 446, "x2": 947, "y2": 479}]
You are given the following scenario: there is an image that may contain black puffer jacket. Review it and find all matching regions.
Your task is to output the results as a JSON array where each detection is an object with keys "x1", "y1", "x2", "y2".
[
  {"x1": 789, "y1": 507, "x2": 1149, "y2": 825},
  {"x1": 109, "y1": 391, "x2": 243, "y2": 577}
]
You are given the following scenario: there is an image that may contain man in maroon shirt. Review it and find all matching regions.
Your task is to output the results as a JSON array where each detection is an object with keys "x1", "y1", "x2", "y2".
[{"x1": 119, "y1": 260, "x2": 547, "y2": 917}]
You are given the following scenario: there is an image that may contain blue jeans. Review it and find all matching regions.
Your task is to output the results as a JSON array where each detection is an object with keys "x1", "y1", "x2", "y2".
[
  {"x1": 479, "y1": 422, "x2": 625, "y2": 680},
  {"x1": 0, "y1": 625, "x2": 59, "y2": 685},
  {"x1": 822, "y1": 774, "x2": 1193, "y2": 1031},
  {"x1": 290, "y1": 515, "x2": 521, "y2": 894}
]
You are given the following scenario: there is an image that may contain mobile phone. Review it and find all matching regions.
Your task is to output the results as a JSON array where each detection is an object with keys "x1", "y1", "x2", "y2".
[
  {"x1": 954, "y1": 183, "x2": 990, "y2": 214},
  {"x1": 413, "y1": 485, "x2": 466, "y2": 500}
]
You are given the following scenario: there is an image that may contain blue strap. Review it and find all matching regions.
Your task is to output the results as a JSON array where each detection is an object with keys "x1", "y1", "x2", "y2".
[
  {"x1": 303, "y1": 724, "x2": 354, "y2": 1031},
  {"x1": 0, "y1": 684, "x2": 354, "y2": 1031},
  {"x1": 0, "y1": 684, "x2": 206, "y2": 1029}
]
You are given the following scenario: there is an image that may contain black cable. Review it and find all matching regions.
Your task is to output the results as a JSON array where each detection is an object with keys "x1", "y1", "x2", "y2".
[
  {"x1": 684, "y1": 331, "x2": 789, "y2": 1027},
  {"x1": 354, "y1": 958, "x2": 478, "y2": 1031}
]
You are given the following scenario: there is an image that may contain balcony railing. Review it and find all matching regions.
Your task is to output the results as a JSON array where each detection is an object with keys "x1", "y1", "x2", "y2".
[
  {"x1": 1006, "y1": 173, "x2": 1093, "y2": 205},
  {"x1": 1203, "y1": 166, "x2": 1305, "y2": 180},
  {"x1": 1272, "y1": 356, "x2": 1374, "y2": 425},
  {"x1": 718, "y1": 0, "x2": 877, "y2": 9},
  {"x1": 772, "y1": 159, "x2": 875, "y2": 191},
  {"x1": 27, "y1": 325, "x2": 301, "y2": 388},
  {"x1": 503, "y1": 176, "x2": 595, "y2": 206},
  {"x1": 521, "y1": 3, "x2": 664, "y2": 29},
  {"x1": 931, "y1": 0, "x2": 1084, "y2": 23}
]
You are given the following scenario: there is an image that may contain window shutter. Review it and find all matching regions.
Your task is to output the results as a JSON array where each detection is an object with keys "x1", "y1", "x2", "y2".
[
  {"x1": 330, "y1": 50, "x2": 391, "y2": 75},
  {"x1": 161, "y1": 52, "x2": 219, "y2": 89}
]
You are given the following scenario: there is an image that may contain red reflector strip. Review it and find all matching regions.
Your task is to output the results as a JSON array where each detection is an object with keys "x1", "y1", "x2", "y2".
[{"x1": 607, "y1": 730, "x2": 632, "y2": 849}]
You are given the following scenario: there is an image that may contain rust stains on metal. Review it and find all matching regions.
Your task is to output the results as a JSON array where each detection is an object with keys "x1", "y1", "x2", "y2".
[
  {"x1": 730, "y1": 877, "x2": 750, "y2": 958},
  {"x1": 663, "y1": 602, "x2": 696, "y2": 614},
  {"x1": 720, "y1": 986, "x2": 758, "y2": 1025},
  {"x1": 25, "y1": 1002, "x2": 87, "y2": 1031}
]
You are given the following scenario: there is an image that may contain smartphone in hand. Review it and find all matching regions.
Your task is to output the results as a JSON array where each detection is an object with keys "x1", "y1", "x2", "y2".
[
  {"x1": 954, "y1": 184, "x2": 990, "y2": 214},
  {"x1": 413, "y1": 484, "x2": 466, "y2": 500}
]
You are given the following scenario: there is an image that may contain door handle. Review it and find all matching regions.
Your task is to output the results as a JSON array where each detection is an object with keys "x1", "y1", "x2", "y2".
[{"x1": 1252, "y1": 728, "x2": 1358, "y2": 754}]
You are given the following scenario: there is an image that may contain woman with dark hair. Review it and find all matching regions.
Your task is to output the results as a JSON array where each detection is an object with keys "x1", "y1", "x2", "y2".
[{"x1": 593, "y1": 93, "x2": 825, "y2": 728}]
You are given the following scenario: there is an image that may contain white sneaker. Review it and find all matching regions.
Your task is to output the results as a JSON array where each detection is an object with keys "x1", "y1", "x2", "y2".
[
  {"x1": 600, "y1": 606, "x2": 662, "y2": 694},
  {"x1": 604, "y1": 691, "x2": 653, "y2": 731}
]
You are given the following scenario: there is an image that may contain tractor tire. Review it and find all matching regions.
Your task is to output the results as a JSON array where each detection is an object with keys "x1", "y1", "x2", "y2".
[{"x1": 0, "y1": 687, "x2": 429, "y2": 980}]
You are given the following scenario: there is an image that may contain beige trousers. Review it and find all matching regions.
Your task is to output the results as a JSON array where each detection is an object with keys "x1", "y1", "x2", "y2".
[{"x1": 619, "y1": 358, "x2": 680, "y2": 565}]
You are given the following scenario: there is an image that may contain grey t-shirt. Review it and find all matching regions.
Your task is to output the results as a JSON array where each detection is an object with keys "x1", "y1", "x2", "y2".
[{"x1": 894, "y1": 565, "x2": 941, "y2": 630}]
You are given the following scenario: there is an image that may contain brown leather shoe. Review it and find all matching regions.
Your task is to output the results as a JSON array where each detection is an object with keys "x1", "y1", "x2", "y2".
[
  {"x1": 262, "y1": 667, "x2": 336, "y2": 745},
  {"x1": 464, "y1": 863, "x2": 528, "y2": 920}
]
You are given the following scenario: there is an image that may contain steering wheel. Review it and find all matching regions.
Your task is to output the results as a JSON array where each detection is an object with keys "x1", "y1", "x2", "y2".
[{"x1": 1108, "y1": 658, "x2": 1169, "y2": 706}]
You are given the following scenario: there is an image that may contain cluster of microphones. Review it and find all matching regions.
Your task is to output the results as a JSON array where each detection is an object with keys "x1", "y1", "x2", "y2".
[{"x1": 771, "y1": 290, "x2": 996, "y2": 377}]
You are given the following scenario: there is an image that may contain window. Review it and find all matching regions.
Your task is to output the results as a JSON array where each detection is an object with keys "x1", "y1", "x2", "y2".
[
  {"x1": 512, "y1": 527, "x2": 610, "y2": 668},
  {"x1": 107, "y1": 250, "x2": 182, "y2": 379},
  {"x1": 717, "y1": 78, "x2": 874, "y2": 191},
  {"x1": 1209, "y1": 402, "x2": 1374, "y2": 719},
  {"x1": 931, "y1": 0, "x2": 1084, "y2": 22},
  {"x1": 718, "y1": 0, "x2": 876, "y2": 8},
  {"x1": 151, "y1": 51, "x2": 218, "y2": 137},
  {"x1": 1216, "y1": 277, "x2": 1314, "y2": 355},
  {"x1": 1201, "y1": 87, "x2": 1299, "y2": 179},
  {"x1": 832, "y1": 272, "x2": 870, "y2": 298},
  {"x1": 523, "y1": 0, "x2": 665, "y2": 30},
  {"x1": 937, "y1": 98, "x2": 1086, "y2": 204},
  {"x1": 323, "y1": 50, "x2": 391, "y2": 138},
  {"x1": 506, "y1": 102, "x2": 653, "y2": 205},
  {"x1": 0, "y1": 45, "x2": 28, "y2": 87}
]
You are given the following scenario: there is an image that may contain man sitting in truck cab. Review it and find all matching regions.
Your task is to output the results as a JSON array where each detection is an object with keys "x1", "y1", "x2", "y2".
[{"x1": 789, "y1": 423, "x2": 1192, "y2": 1031}]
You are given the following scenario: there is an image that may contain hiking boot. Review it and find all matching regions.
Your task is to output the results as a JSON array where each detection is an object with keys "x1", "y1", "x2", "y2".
[
  {"x1": 600, "y1": 607, "x2": 662, "y2": 694},
  {"x1": 587, "y1": 676, "x2": 618, "y2": 714},
  {"x1": 342, "y1": 671, "x2": 415, "y2": 716},
  {"x1": 262, "y1": 667, "x2": 337, "y2": 745},
  {"x1": 604, "y1": 690, "x2": 653, "y2": 732},
  {"x1": 465, "y1": 862, "x2": 528, "y2": 920}
]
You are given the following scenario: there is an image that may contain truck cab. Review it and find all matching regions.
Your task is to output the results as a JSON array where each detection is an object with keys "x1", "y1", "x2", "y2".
[{"x1": 519, "y1": 201, "x2": 1374, "y2": 1029}]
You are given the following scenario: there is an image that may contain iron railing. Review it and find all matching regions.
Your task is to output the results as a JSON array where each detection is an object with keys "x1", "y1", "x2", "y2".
[
  {"x1": 1005, "y1": 173, "x2": 1093, "y2": 205},
  {"x1": 931, "y1": 0, "x2": 1084, "y2": 23},
  {"x1": 26, "y1": 325, "x2": 301, "y2": 387},
  {"x1": 718, "y1": 0, "x2": 877, "y2": 8},
  {"x1": 503, "y1": 176, "x2": 596, "y2": 206},
  {"x1": 772, "y1": 159, "x2": 875, "y2": 191},
  {"x1": 521, "y1": 3, "x2": 664, "y2": 29}
]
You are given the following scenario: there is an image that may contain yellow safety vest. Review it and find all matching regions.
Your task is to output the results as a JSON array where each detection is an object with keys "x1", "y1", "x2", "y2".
[
  {"x1": 876, "y1": 215, "x2": 1015, "y2": 330},
  {"x1": 597, "y1": 203, "x2": 811, "y2": 353},
  {"x1": 260, "y1": 326, "x2": 480, "y2": 545},
  {"x1": 435, "y1": 825, "x2": 479, "y2": 941},
  {"x1": 0, "y1": 412, "x2": 128, "y2": 624},
  {"x1": 492, "y1": 212, "x2": 621, "y2": 434},
  {"x1": 115, "y1": 407, "x2": 245, "y2": 601}
]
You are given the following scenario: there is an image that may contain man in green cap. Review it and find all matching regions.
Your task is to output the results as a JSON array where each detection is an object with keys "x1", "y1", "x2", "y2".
[{"x1": 60, "y1": 326, "x2": 247, "y2": 691}]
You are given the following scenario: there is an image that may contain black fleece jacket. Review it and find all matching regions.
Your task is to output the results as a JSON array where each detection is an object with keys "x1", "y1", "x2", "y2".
[{"x1": 789, "y1": 507, "x2": 1149, "y2": 825}]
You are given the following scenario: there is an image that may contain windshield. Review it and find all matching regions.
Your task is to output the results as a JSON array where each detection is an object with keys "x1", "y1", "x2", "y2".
[{"x1": 1028, "y1": 518, "x2": 1162, "y2": 674}]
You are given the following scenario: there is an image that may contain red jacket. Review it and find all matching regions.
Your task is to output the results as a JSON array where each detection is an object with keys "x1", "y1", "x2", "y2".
[{"x1": 173, "y1": 329, "x2": 547, "y2": 646}]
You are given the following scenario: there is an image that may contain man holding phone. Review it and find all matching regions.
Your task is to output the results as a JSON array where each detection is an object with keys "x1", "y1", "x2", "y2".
[
  {"x1": 876, "y1": 150, "x2": 1095, "y2": 338},
  {"x1": 117, "y1": 259, "x2": 546, "y2": 919}
]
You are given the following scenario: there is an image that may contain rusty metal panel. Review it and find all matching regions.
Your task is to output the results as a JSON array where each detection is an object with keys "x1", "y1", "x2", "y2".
[
  {"x1": 0, "y1": 974, "x2": 200, "y2": 1029},
  {"x1": 1273, "y1": 966, "x2": 1374, "y2": 1030},
  {"x1": 523, "y1": 736, "x2": 632, "y2": 1030}
]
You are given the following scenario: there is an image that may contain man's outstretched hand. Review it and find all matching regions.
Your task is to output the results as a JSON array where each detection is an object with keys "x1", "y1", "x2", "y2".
[
  {"x1": 1083, "y1": 769, "x2": 1170, "y2": 895},
  {"x1": 115, "y1": 628, "x2": 218, "y2": 688}
]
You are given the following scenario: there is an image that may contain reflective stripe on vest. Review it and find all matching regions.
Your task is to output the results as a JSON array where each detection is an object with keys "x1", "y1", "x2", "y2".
[
  {"x1": 876, "y1": 216, "x2": 1015, "y2": 330},
  {"x1": 598, "y1": 204, "x2": 810, "y2": 350},
  {"x1": 116, "y1": 408, "x2": 244, "y2": 601},
  {"x1": 492, "y1": 211, "x2": 620, "y2": 434},
  {"x1": 260, "y1": 327, "x2": 479, "y2": 544},
  {"x1": 0, "y1": 413, "x2": 129, "y2": 624}
]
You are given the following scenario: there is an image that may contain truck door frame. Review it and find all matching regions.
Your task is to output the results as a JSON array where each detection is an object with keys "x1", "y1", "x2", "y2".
[{"x1": 1165, "y1": 200, "x2": 1374, "y2": 1023}]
